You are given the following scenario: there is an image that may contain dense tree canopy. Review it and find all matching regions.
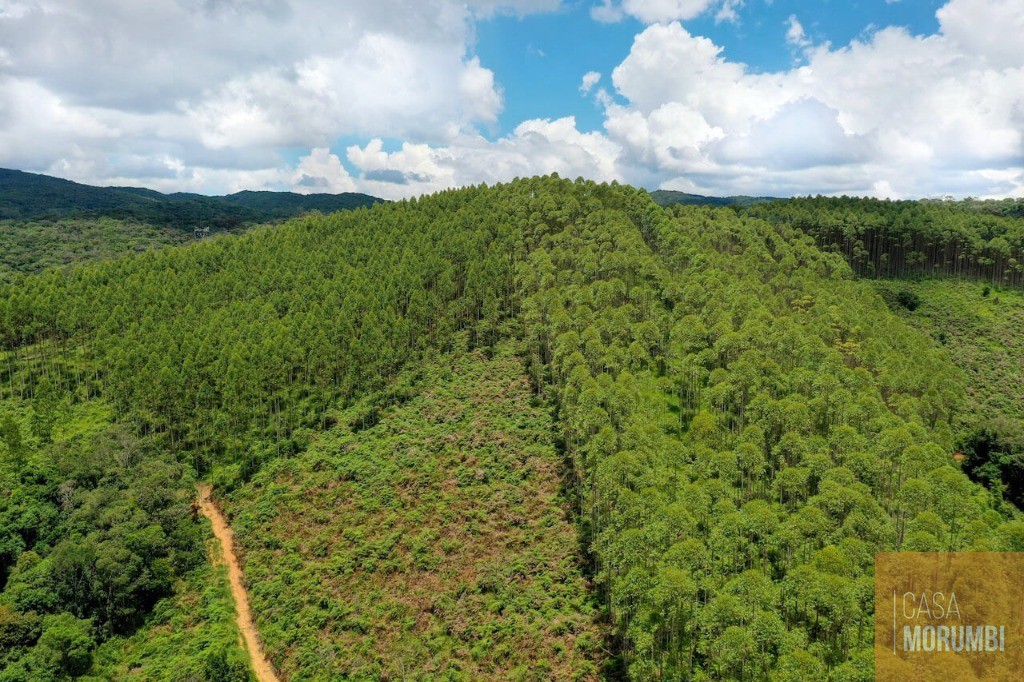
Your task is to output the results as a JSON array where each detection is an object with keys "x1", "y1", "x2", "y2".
[
  {"x1": 748, "y1": 196, "x2": 1024, "y2": 286},
  {"x1": 511, "y1": 182, "x2": 1021, "y2": 679},
  {"x1": 1, "y1": 176, "x2": 1021, "y2": 679}
]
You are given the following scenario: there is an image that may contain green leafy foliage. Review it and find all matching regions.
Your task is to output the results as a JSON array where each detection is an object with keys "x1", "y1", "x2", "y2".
[
  {"x1": 875, "y1": 278, "x2": 1024, "y2": 510},
  {"x1": 894, "y1": 289, "x2": 920, "y2": 311},
  {"x1": 91, "y1": 562, "x2": 253, "y2": 681},
  {"x1": 0, "y1": 190, "x2": 517, "y2": 472},
  {"x1": 515, "y1": 185, "x2": 1018, "y2": 679},
  {"x1": 222, "y1": 340, "x2": 604, "y2": 680},
  {"x1": 748, "y1": 196, "x2": 1024, "y2": 286},
  {"x1": 0, "y1": 218, "x2": 191, "y2": 284},
  {"x1": 1, "y1": 175, "x2": 1021, "y2": 680},
  {"x1": 0, "y1": 394, "x2": 242, "y2": 679}
]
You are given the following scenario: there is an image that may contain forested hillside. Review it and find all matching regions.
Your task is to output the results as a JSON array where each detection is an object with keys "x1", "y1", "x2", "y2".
[
  {"x1": 0, "y1": 169, "x2": 380, "y2": 227},
  {"x1": 0, "y1": 169, "x2": 383, "y2": 283},
  {"x1": 0, "y1": 219, "x2": 193, "y2": 284},
  {"x1": 875, "y1": 279, "x2": 1024, "y2": 511},
  {"x1": 747, "y1": 195, "x2": 1024, "y2": 518},
  {"x1": 749, "y1": 196, "x2": 1024, "y2": 286},
  {"x1": 2, "y1": 177, "x2": 1022, "y2": 680},
  {"x1": 0, "y1": 393, "x2": 250, "y2": 680},
  {"x1": 514, "y1": 186, "x2": 1021, "y2": 679}
]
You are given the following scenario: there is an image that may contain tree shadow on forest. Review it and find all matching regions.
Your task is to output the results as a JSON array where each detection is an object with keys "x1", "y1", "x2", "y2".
[{"x1": 550, "y1": 416, "x2": 629, "y2": 681}]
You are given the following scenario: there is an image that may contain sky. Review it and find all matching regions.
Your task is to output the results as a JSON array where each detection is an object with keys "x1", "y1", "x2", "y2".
[{"x1": 0, "y1": 0, "x2": 1021, "y2": 200}]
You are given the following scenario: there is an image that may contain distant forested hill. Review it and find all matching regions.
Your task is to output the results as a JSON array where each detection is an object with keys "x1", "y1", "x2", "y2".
[
  {"x1": 0, "y1": 168, "x2": 384, "y2": 282},
  {"x1": 649, "y1": 189, "x2": 775, "y2": 208},
  {"x1": 220, "y1": 189, "x2": 381, "y2": 218},
  {"x1": 748, "y1": 195, "x2": 1024, "y2": 285},
  {"x1": 0, "y1": 168, "x2": 381, "y2": 228}
]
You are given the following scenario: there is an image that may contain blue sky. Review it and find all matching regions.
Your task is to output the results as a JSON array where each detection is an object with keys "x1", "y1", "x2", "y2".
[
  {"x1": 0, "y1": 0, "x2": 1020, "y2": 199},
  {"x1": 473, "y1": 0, "x2": 948, "y2": 137},
  {"x1": 474, "y1": 8, "x2": 639, "y2": 134}
]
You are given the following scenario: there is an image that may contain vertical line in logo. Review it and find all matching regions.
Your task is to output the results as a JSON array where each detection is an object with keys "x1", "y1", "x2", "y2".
[{"x1": 893, "y1": 589, "x2": 897, "y2": 655}]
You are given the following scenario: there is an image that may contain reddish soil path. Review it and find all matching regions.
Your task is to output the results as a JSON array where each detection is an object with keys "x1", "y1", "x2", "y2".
[{"x1": 197, "y1": 485, "x2": 280, "y2": 682}]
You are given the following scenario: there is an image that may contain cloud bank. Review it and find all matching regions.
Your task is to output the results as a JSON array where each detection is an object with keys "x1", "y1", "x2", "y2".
[{"x1": 0, "y1": 0, "x2": 1021, "y2": 199}]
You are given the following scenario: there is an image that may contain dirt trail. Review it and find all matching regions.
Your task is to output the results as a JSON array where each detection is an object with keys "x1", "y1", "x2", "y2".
[{"x1": 197, "y1": 485, "x2": 281, "y2": 682}]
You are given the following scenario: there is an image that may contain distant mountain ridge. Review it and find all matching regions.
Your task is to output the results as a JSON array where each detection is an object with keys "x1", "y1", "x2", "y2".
[
  {"x1": 0, "y1": 168, "x2": 382, "y2": 228},
  {"x1": 649, "y1": 189, "x2": 776, "y2": 208}
]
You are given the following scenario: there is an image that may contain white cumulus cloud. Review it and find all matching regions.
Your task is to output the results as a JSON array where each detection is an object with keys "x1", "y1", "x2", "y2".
[
  {"x1": 351, "y1": 1, "x2": 1024, "y2": 199},
  {"x1": 715, "y1": 0, "x2": 744, "y2": 24},
  {"x1": 345, "y1": 119, "x2": 620, "y2": 200},
  {"x1": 591, "y1": 0, "x2": 738, "y2": 24},
  {"x1": 0, "y1": 0, "x2": 553, "y2": 192},
  {"x1": 580, "y1": 71, "x2": 602, "y2": 94},
  {"x1": 0, "y1": 0, "x2": 1020, "y2": 200},
  {"x1": 785, "y1": 15, "x2": 811, "y2": 48},
  {"x1": 576, "y1": 2, "x2": 1023, "y2": 197},
  {"x1": 292, "y1": 148, "x2": 358, "y2": 194}
]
